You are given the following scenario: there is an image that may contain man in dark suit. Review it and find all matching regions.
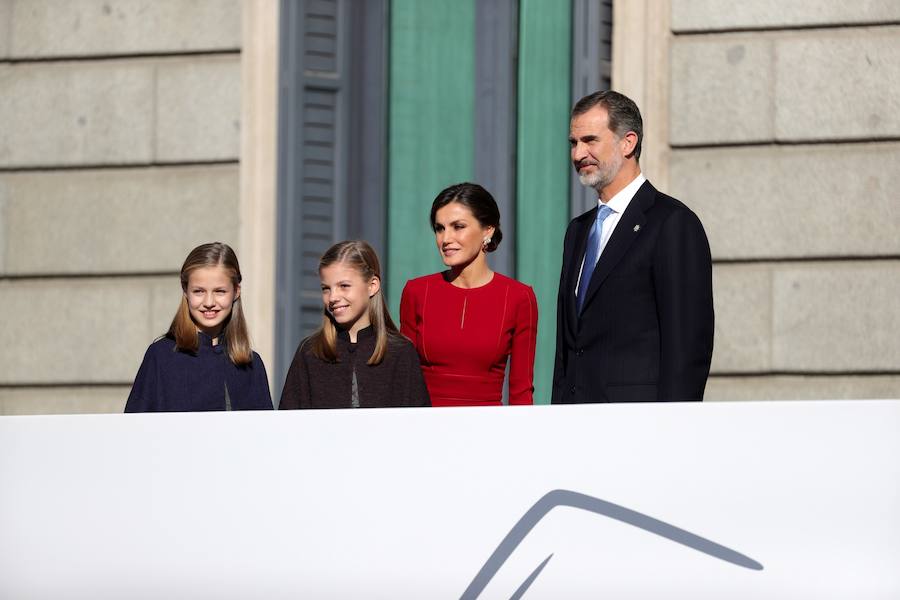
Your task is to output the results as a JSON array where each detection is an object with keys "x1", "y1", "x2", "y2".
[{"x1": 552, "y1": 91, "x2": 713, "y2": 404}]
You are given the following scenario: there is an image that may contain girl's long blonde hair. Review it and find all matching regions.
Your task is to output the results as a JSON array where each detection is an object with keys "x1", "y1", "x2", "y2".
[
  {"x1": 168, "y1": 242, "x2": 252, "y2": 366},
  {"x1": 309, "y1": 240, "x2": 397, "y2": 365}
]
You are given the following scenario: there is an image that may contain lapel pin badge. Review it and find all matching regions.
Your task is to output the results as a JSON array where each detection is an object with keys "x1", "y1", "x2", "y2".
[{"x1": 633, "y1": 224, "x2": 641, "y2": 232}]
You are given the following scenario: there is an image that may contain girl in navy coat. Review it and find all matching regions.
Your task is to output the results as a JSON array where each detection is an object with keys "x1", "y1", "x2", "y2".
[{"x1": 125, "y1": 242, "x2": 272, "y2": 412}]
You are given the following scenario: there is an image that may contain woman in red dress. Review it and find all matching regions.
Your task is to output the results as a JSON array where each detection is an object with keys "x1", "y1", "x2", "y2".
[{"x1": 400, "y1": 183, "x2": 538, "y2": 406}]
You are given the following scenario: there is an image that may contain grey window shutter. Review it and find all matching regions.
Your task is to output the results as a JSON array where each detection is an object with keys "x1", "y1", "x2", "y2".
[
  {"x1": 275, "y1": 0, "x2": 387, "y2": 398},
  {"x1": 570, "y1": 0, "x2": 614, "y2": 217}
]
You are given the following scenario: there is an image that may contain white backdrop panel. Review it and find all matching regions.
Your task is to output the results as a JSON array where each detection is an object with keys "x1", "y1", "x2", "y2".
[{"x1": 1, "y1": 400, "x2": 899, "y2": 598}]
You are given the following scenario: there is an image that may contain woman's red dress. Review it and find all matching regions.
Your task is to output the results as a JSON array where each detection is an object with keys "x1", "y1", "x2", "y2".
[{"x1": 400, "y1": 272, "x2": 538, "y2": 407}]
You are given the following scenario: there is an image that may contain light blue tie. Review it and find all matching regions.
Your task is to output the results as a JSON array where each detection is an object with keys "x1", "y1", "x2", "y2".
[{"x1": 576, "y1": 204, "x2": 614, "y2": 314}]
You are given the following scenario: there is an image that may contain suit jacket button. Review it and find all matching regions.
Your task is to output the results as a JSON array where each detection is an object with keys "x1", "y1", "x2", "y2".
[
  {"x1": 569, "y1": 386, "x2": 576, "y2": 394},
  {"x1": 576, "y1": 348, "x2": 584, "y2": 356}
]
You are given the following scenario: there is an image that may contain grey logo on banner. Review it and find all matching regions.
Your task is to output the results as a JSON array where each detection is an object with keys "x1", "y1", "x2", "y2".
[{"x1": 461, "y1": 489, "x2": 763, "y2": 599}]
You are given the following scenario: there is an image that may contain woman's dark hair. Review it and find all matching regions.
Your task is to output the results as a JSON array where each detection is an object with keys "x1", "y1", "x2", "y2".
[{"x1": 430, "y1": 182, "x2": 503, "y2": 252}]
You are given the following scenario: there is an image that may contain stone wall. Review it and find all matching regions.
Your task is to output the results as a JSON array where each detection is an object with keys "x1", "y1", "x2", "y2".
[
  {"x1": 4, "y1": 1, "x2": 896, "y2": 412},
  {"x1": 668, "y1": 1, "x2": 900, "y2": 400},
  {"x1": 0, "y1": 0, "x2": 243, "y2": 414}
]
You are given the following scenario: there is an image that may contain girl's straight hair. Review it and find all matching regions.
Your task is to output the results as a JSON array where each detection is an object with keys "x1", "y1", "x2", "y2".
[
  {"x1": 169, "y1": 242, "x2": 252, "y2": 365},
  {"x1": 310, "y1": 240, "x2": 397, "y2": 365}
]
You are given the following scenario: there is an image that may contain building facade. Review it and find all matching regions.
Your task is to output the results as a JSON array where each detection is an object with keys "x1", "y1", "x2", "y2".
[{"x1": 0, "y1": 0, "x2": 897, "y2": 414}]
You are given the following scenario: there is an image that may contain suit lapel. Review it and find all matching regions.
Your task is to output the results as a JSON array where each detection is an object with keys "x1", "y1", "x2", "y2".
[
  {"x1": 580, "y1": 180, "x2": 656, "y2": 314},
  {"x1": 566, "y1": 210, "x2": 595, "y2": 331}
]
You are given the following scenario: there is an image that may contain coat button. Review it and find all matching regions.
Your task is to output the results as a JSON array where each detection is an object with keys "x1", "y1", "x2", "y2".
[
  {"x1": 576, "y1": 348, "x2": 584, "y2": 356},
  {"x1": 569, "y1": 386, "x2": 576, "y2": 394}
]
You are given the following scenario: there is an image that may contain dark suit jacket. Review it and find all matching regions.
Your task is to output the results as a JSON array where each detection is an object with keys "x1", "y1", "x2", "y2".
[{"x1": 552, "y1": 180, "x2": 714, "y2": 404}]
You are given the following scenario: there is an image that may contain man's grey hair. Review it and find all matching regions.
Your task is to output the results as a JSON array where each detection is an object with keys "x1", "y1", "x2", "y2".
[{"x1": 571, "y1": 90, "x2": 643, "y2": 160}]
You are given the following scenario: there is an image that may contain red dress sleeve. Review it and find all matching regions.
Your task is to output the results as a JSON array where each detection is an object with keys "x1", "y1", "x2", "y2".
[
  {"x1": 399, "y1": 281, "x2": 418, "y2": 344},
  {"x1": 507, "y1": 285, "x2": 538, "y2": 405}
]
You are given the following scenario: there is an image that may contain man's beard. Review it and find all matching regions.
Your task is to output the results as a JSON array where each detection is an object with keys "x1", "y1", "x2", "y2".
[{"x1": 577, "y1": 154, "x2": 622, "y2": 191}]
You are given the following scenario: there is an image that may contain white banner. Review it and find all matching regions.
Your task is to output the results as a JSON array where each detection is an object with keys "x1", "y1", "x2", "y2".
[{"x1": 1, "y1": 400, "x2": 899, "y2": 598}]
